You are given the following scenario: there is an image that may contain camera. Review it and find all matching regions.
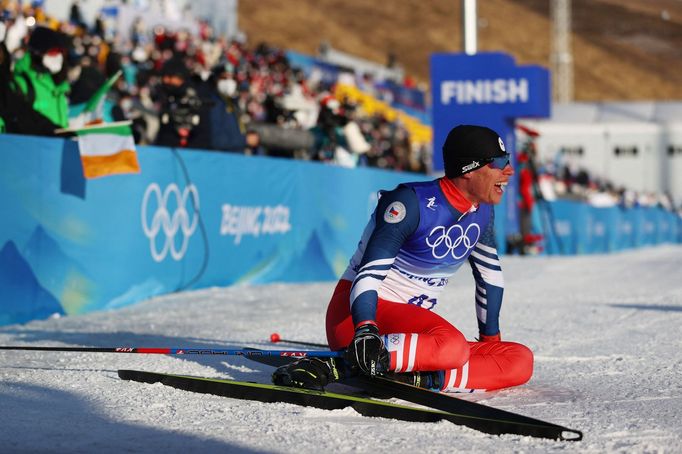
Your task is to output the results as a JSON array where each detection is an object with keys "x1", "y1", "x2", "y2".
[{"x1": 160, "y1": 86, "x2": 203, "y2": 146}]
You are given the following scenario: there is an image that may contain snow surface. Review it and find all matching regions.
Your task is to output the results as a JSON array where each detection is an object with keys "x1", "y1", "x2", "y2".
[{"x1": 1, "y1": 245, "x2": 681, "y2": 453}]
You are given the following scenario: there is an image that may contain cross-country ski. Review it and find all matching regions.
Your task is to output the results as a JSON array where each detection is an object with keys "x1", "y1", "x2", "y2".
[{"x1": 118, "y1": 369, "x2": 582, "y2": 440}]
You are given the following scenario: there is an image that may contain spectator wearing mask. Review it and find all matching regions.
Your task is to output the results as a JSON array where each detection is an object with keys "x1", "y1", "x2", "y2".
[
  {"x1": 11, "y1": 26, "x2": 70, "y2": 134},
  {"x1": 155, "y1": 56, "x2": 247, "y2": 152},
  {"x1": 205, "y1": 63, "x2": 246, "y2": 152}
]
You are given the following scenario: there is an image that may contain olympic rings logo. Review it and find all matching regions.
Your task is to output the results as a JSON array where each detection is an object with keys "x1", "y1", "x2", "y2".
[
  {"x1": 141, "y1": 183, "x2": 199, "y2": 262},
  {"x1": 425, "y1": 223, "x2": 480, "y2": 259}
]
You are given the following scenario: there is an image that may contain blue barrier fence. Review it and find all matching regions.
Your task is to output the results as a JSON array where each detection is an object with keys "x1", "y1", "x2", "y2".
[
  {"x1": 535, "y1": 200, "x2": 681, "y2": 255},
  {"x1": 1, "y1": 135, "x2": 679, "y2": 325},
  {"x1": 0, "y1": 134, "x2": 425, "y2": 325}
]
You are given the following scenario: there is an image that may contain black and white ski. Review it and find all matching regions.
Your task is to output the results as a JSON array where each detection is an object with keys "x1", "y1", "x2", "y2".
[
  {"x1": 119, "y1": 367, "x2": 582, "y2": 441},
  {"x1": 243, "y1": 350, "x2": 583, "y2": 441},
  {"x1": 351, "y1": 375, "x2": 582, "y2": 441},
  {"x1": 119, "y1": 369, "x2": 468, "y2": 424}
]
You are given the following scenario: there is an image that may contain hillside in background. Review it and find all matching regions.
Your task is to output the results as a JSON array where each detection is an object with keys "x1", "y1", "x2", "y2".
[{"x1": 239, "y1": 0, "x2": 682, "y2": 101}]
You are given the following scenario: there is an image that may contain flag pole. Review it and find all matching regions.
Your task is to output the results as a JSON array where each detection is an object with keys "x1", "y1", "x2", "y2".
[{"x1": 55, "y1": 120, "x2": 133, "y2": 135}]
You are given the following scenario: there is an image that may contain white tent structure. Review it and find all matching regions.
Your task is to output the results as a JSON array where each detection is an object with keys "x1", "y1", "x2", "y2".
[{"x1": 520, "y1": 102, "x2": 682, "y2": 203}]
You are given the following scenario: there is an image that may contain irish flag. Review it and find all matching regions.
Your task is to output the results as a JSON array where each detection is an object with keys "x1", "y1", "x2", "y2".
[
  {"x1": 69, "y1": 70, "x2": 122, "y2": 128},
  {"x1": 75, "y1": 121, "x2": 140, "y2": 179}
]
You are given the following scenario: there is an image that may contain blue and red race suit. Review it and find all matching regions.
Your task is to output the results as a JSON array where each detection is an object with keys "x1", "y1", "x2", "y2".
[{"x1": 326, "y1": 177, "x2": 533, "y2": 392}]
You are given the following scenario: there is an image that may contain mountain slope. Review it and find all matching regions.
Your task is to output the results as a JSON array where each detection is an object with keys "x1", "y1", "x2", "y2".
[{"x1": 239, "y1": 0, "x2": 682, "y2": 101}]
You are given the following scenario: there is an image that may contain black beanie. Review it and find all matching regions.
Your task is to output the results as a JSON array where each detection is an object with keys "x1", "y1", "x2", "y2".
[
  {"x1": 28, "y1": 26, "x2": 67, "y2": 55},
  {"x1": 160, "y1": 57, "x2": 190, "y2": 80},
  {"x1": 442, "y1": 125, "x2": 507, "y2": 178}
]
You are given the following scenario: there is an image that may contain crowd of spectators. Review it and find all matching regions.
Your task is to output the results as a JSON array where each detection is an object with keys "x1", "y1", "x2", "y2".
[
  {"x1": 0, "y1": 0, "x2": 430, "y2": 174},
  {"x1": 2, "y1": 2, "x2": 677, "y2": 213},
  {"x1": 515, "y1": 132, "x2": 679, "y2": 214}
]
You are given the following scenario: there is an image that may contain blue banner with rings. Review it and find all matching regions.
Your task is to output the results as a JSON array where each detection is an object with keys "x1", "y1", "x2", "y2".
[
  {"x1": 0, "y1": 134, "x2": 426, "y2": 325},
  {"x1": 1, "y1": 134, "x2": 679, "y2": 325}
]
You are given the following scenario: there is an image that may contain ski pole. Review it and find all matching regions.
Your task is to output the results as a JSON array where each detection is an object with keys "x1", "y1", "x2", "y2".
[
  {"x1": 269, "y1": 333, "x2": 328, "y2": 348},
  {"x1": 0, "y1": 345, "x2": 342, "y2": 358}
]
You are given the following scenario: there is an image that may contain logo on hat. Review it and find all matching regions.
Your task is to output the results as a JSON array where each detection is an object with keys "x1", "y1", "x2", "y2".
[
  {"x1": 498, "y1": 137, "x2": 506, "y2": 152},
  {"x1": 462, "y1": 161, "x2": 480, "y2": 173}
]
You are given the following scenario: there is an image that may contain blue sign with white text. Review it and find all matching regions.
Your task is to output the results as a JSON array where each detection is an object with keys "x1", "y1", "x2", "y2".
[{"x1": 430, "y1": 52, "x2": 551, "y2": 239}]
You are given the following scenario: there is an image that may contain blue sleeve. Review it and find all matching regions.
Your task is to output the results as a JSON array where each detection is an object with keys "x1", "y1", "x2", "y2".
[
  {"x1": 350, "y1": 185, "x2": 419, "y2": 327},
  {"x1": 467, "y1": 208, "x2": 504, "y2": 336}
]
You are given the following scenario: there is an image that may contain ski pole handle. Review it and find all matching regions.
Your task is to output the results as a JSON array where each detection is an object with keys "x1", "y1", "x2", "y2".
[{"x1": 269, "y1": 333, "x2": 328, "y2": 348}]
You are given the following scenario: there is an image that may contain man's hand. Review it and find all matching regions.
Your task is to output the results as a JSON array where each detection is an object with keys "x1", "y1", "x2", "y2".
[
  {"x1": 479, "y1": 332, "x2": 501, "y2": 342},
  {"x1": 345, "y1": 324, "x2": 389, "y2": 376}
]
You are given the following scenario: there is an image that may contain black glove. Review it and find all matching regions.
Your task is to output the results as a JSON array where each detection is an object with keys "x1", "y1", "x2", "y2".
[{"x1": 345, "y1": 324, "x2": 389, "y2": 376}]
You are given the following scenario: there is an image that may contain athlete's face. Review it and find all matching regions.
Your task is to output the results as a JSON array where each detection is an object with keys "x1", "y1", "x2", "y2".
[{"x1": 466, "y1": 161, "x2": 514, "y2": 205}]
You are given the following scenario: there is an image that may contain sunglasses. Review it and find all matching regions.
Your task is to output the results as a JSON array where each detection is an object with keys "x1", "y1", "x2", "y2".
[{"x1": 486, "y1": 154, "x2": 511, "y2": 169}]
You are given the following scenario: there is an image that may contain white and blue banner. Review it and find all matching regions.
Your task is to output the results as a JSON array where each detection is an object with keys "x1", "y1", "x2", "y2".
[
  {"x1": 1, "y1": 135, "x2": 678, "y2": 325},
  {"x1": 0, "y1": 134, "x2": 424, "y2": 325}
]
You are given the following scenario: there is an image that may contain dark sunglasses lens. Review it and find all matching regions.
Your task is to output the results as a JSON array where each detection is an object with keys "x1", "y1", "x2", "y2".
[{"x1": 490, "y1": 155, "x2": 510, "y2": 169}]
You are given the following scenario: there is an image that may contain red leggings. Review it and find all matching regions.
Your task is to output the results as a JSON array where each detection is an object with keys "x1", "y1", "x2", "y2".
[{"x1": 325, "y1": 280, "x2": 533, "y2": 391}]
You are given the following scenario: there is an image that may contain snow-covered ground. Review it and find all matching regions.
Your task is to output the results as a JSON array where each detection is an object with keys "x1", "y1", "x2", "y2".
[{"x1": 1, "y1": 246, "x2": 681, "y2": 453}]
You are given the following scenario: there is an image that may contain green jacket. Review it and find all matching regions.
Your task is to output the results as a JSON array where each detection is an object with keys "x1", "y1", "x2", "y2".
[{"x1": 12, "y1": 53, "x2": 70, "y2": 128}]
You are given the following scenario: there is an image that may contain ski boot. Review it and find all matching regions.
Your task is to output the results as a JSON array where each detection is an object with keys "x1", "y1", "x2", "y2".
[
  {"x1": 272, "y1": 357, "x2": 346, "y2": 391},
  {"x1": 384, "y1": 371, "x2": 443, "y2": 391}
]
